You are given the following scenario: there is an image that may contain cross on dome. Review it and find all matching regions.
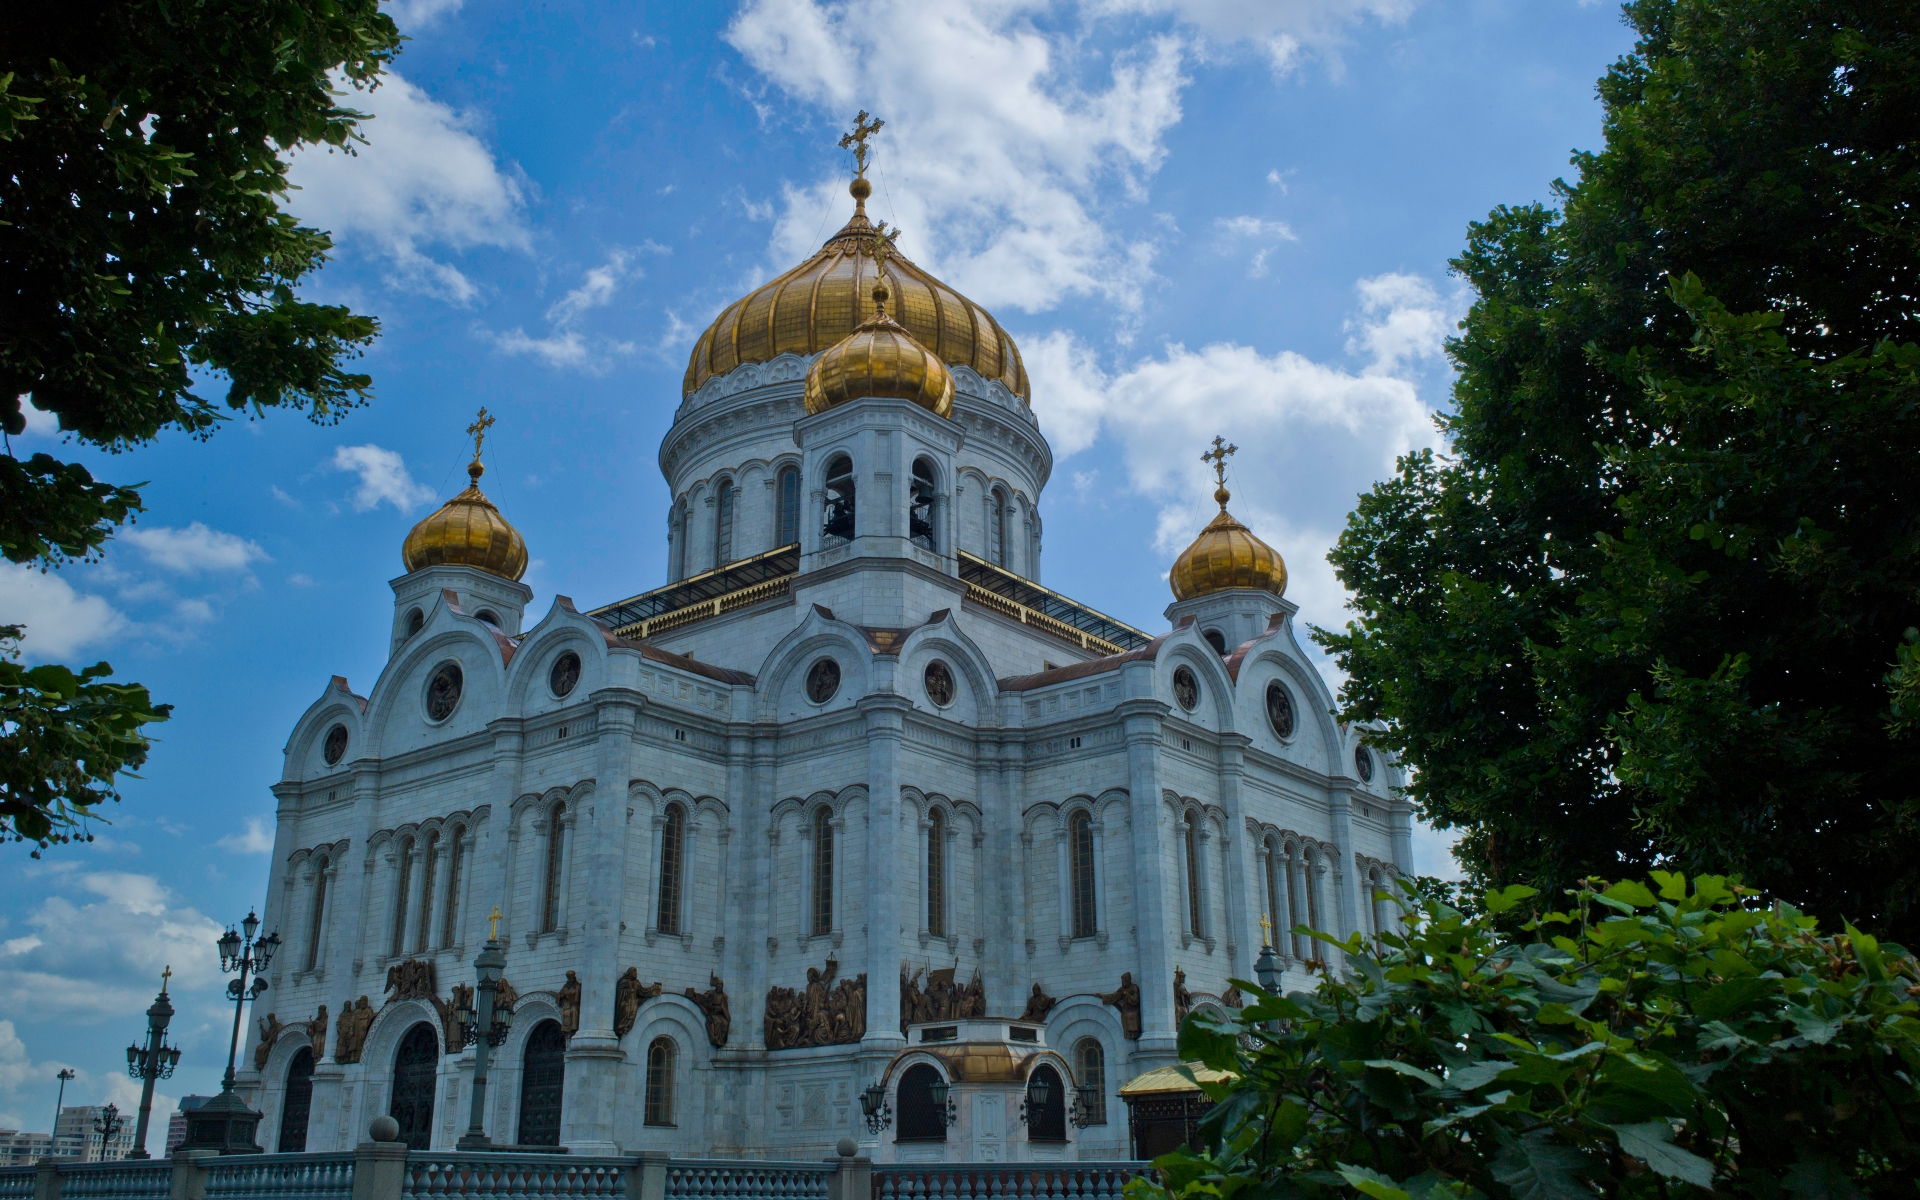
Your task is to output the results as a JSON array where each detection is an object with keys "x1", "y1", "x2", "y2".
[
  {"x1": 839, "y1": 110, "x2": 884, "y2": 178},
  {"x1": 467, "y1": 406, "x2": 495, "y2": 467}
]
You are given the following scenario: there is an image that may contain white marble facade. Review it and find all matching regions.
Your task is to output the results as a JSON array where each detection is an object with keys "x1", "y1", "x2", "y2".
[{"x1": 240, "y1": 312, "x2": 1410, "y2": 1165}]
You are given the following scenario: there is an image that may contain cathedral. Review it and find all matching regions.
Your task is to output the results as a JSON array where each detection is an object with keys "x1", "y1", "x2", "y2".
[{"x1": 239, "y1": 128, "x2": 1411, "y2": 1163}]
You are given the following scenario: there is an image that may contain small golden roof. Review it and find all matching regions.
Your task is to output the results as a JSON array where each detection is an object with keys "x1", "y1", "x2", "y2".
[
  {"x1": 803, "y1": 274, "x2": 954, "y2": 417},
  {"x1": 401, "y1": 409, "x2": 529, "y2": 581},
  {"x1": 1118, "y1": 1062, "x2": 1236, "y2": 1096},
  {"x1": 1169, "y1": 437, "x2": 1287, "y2": 602}
]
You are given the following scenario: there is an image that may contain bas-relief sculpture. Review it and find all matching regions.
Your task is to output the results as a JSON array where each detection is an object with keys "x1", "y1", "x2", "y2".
[
  {"x1": 684, "y1": 974, "x2": 731, "y2": 1048},
  {"x1": 899, "y1": 964, "x2": 986, "y2": 1029},
  {"x1": 332, "y1": 996, "x2": 373, "y2": 1064},
  {"x1": 1020, "y1": 984, "x2": 1058, "y2": 1024},
  {"x1": 307, "y1": 1005, "x2": 328, "y2": 1062},
  {"x1": 255, "y1": 1013, "x2": 285, "y2": 1069},
  {"x1": 1173, "y1": 967, "x2": 1193, "y2": 1027},
  {"x1": 764, "y1": 958, "x2": 867, "y2": 1050},
  {"x1": 1100, "y1": 973, "x2": 1142, "y2": 1040},
  {"x1": 615, "y1": 968, "x2": 664, "y2": 1040},
  {"x1": 557, "y1": 970, "x2": 582, "y2": 1036}
]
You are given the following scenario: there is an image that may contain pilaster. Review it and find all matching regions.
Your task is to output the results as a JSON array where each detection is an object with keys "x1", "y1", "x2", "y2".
[
  {"x1": 858, "y1": 693, "x2": 912, "y2": 1052},
  {"x1": 1119, "y1": 696, "x2": 1177, "y2": 1062},
  {"x1": 1214, "y1": 735, "x2": 1253, "y2": 981},
  {"x1": 1327, "y1": 786, "x2": 1363, "y2": 969}
]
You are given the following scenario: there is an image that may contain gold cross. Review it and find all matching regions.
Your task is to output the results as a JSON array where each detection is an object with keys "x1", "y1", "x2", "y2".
[
  {"x1": 160, "y1": 965, "x2": 172, "y2": 993},
  {"x1": 1258, "y1": 913, "x2": 1274, "y2": 947},
  {"x1": 488, "y1": 905, "x2": 503, "y2": 940},
  {"x1": 467, "y1": 407, "x2": 495, "y2": 465},
  {"x1": 1202, "y1": 435, "x2": 1238, "y2": 489},
  {"x1": 839, "y1": 110, "x2": 885, "y2": 178}
]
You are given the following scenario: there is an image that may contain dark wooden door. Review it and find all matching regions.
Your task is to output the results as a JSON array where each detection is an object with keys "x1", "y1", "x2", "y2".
[
  {"x1": 389, "y1": 1024, "x2": 439, "y2": 1150},
  {"x1": 276, "y1": 1048, "x2": 314, "y2": 1152},
  {"x1": 516, "y1": 1020, "x2": 567, "y2": 1146}
]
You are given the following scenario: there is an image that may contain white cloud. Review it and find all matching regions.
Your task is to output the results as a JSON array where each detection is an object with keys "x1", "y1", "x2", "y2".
[
  {"x1": 492, "y1": 247, "x2": 662, "y2": 373},
  {"x1": 1094, "y1": 0, "x2": 1421, "y2": 73},
  {"x1": 287, "y1": 72, "x2": 530, "y2": 303},
  {"x1": 727, "y1": 0, "x2": 1186, "y2": 314},
  {"x1": 120, "y1": 523, "x2": 270, "y2": 575},
  {"x1": 385, "y1": 0, "x2": 466, "y2": 29},
  {"x1": 215, "y1": 818, "x2": 274, "y2": 855},
  {"x1": 0, "y1": 564, "x2": 128, "y2": 660},
  {"x1": 328, "y1": 445, "x2": 436, "y2": 513},
  {"x1": 18, "y1": 395, "x2": 59, "y2": 436},
  {"x1": 271, "y1": 486, "x2": 301, "y2": 508},
  {"x1": 1346, "y1": 272, "x2": 1456, "y2": 376},
  {"x1": 1214, "y1": 215, "x2": 1297, "y2": 276}
]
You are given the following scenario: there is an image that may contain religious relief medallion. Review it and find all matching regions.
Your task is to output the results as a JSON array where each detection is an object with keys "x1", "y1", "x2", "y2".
[
  {"x1": 1354, "y1": 746, "x2": 1374, "y2": 783},
  {"x1": 1265, "y1": 682, "x2": 1295, "y2": 740},
  {"x1": 924, "y1": 660, "x2": 954, "y2": 707},
  {"x1": 550, "y1": 651, "x2": 581, "y2": 698},
  {"x1": 1172, "y1": 666, "x2": 1199, "y2": 712},
  {"x1": 426, "y1": 663, "x2": 464, "y2": 722},
  {"x1": 323, "y1": 724, "x2": 349, "y2": 765},
  {"x1": 806, "y1": 658, "x2": 842, "y2": 704}
]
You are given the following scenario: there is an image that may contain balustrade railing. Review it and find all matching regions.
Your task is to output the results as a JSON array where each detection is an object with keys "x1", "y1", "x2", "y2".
[
  {"x1": 0, "y1": 1167, "x2": 37, "y2": 1200},
  {"x1": 204, "y1": 1152, "x2": 355, "y2": 1200},
  {"x1": 55, "y1": 1161, "x2": 172, "y2": 1200},
  {"x1": 873, "y1": 1163, "x2": 1150, "y2": 1200},
  {"x1": 402, "y1": 1154, "x2": 628, "y2": 1200},
  {"x1": 663, "y1": 1159, "x2": 832, "y2": 1200}
]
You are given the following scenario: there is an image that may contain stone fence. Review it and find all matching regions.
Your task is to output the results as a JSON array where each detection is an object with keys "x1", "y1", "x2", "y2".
[{"x1": 1, "y1": 1146, "x2": 1150, "y2": 1200}]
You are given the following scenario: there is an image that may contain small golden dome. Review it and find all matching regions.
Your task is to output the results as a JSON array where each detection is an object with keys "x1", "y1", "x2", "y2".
[
  {"x1": 402, "y1": 459, "x2": 528, "y2": 581},
  {"x1": 803, "y1": 279, "x2": 954, "y2": 417},
  {"x1": 1169, "y1": 485, "x2": 1287, "y2": 601}
]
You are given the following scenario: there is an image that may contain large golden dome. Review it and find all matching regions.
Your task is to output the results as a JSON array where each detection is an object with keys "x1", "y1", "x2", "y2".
[
  {"x1": 1170, "y1": 486, "x2": 1287, "y2": 602},
  {"x1": 804, "y1": 280, "x2": 954, "y2": 417},
  {"x1": 683, "y1": 178, "x2": 1029, "y2": 400},
  {"x1": 402, "y1": 460, "x2": 528, "y2": 581}
]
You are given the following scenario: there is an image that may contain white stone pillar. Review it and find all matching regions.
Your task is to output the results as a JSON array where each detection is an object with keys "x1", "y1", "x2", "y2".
[
  {"x1": 1121, "y1": 700, "x2": 1177, "y2": 1060},
  {"x1": 1054, "y1": 824, "x2": 1073, "y2": 950}
]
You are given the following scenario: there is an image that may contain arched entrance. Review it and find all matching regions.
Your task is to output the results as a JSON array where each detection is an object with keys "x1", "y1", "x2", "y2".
[
  {"x1": 895, "y1": 1063, "x2": 947, "y2": 1143},
  {"x1": 389, "y1": 1023, "x2": 439, "y2": 1150},
  {"x1": 1026, "y1": 1064, "x2": 1067, "y2": 1143},
  {"x1": 516, "y1": 1020, "x2": 567, "y2": 1145},
  {"x1": 276, "y1": 1047, "x2": 314, "y2": 1152}
]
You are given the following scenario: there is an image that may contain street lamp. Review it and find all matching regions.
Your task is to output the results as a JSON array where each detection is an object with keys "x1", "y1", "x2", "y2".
[
  {"x1": 93, "y1": 1104, "x2": 124, "y2": 1161},
  {"x1": 124, "y1": 967, "x2": 182, "y2": 1158},
  {"x1": 180, "y1": 909, "x2": 278, "y2": 1154},
  {"x1": 1070, "y1": 1086, "x2": 1099, "y2": 1129},
  {"x1": 926, "y1": 1076, "x2": 956, "y2": 1130},
  {"x1": 1018, "y1": 1071, "x2": 1053, "y2": 1126},
  {"x1": 53, "y1": 1068, "x2": 75, "y2": 1152},
  {"x1": 457, "y1": 907, "x2": 514, "y2": 1150},
  {"x1": 859, "y1": 1080, "x2": 893, "y2": 1135}
]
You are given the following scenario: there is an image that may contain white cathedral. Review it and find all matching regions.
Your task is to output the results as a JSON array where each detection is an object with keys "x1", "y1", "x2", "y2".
[{"x1": 238, "y1": 152, "x2": 1411, "y2": 1163}]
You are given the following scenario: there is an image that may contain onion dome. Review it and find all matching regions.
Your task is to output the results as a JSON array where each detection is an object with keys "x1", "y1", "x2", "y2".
[
  {"x1": 683, "y1": 177, "x2": 1028, "y2": 400},
  {"x1": 402, "y1": 451, "x2": 528, "y2": 581},
  {"x1": 804, "y1": 277, "x2": 954, "y2": 417},
  {"x1": 1169, "y1": 484, "x2": 1287, "y2": 601}
]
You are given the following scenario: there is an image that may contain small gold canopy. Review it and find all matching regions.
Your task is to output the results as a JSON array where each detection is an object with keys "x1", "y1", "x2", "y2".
[
  {"x1": 1169, "y1": 437, "x2": 1287, "y2": 602},
  {"x1": 401, "y1": 411, "x2": 529, "y2": 581},
  {"x1": 803, "y1": 277, "x2": 955, "y2": 417}
]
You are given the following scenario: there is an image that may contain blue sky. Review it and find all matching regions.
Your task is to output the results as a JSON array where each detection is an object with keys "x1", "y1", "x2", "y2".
[{"x1": 0, "y1": 0, "x2": 1634, "y2": 1145}]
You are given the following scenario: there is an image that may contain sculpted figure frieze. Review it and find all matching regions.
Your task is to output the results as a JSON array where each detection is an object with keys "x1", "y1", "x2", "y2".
[
  {"x1": 307, "y1": 1005, "x2": 328, "y2": 1062},
  {"x1": 254, "y1": 1013, "x2": 285, "y2": 1069},
  {"x1": 1020, "y1": 983, "x2": 1058, "y2": 1024},
  {"x1": 333, "y1": 996, "x2": 374, "y2": 1063},
  {"x1": 614, "y1": 967, "x2": 664, "y2": 1040},
  {"x1": 557, "y1": 970, "x2": 582, "y2": 1036},
  {"x1": 384, "y1": 958, "x2": 436, "y2": 1003},
  {"x1": 899, "y1": 963, "x2": 986, "y2": 1030},
  {"x1": 685, "y1": 974, "x2": 731, "y2": 1048},
  {"x1": 1100, "y1": 972, "x2": 1143, "y2": 1040},
  {"x1": 765, "y1": 958, "x2": 866, "y2": 1050}
]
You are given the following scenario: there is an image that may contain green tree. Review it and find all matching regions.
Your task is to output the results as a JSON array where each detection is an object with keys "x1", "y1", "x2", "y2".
[
  {"x1": 0, "y1": 1, "x2": 399, "y2": 849},
  {"x1": 1318, "y1": 0, "x2": 1920, "y2": 939}
]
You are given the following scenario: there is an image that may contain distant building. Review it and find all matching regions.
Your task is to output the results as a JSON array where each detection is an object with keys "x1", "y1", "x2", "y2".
[
  {"x1": 0, "y1": 1129, "x2": 55, "y2": 1165},
  {"x1": 54, "y1": 1107, "x2": 135, "y2": 1161},
  {"x1": 166, "y1": 1097, "x2": 214, "y2": 1156}
]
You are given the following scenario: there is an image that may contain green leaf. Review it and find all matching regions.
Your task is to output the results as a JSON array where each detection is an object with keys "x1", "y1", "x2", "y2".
[
  {"x1": 1364, "y1": 1059, "x2": 1445, "y2": 1089},
  {"x1": 1601, "y1": 880, "x2": 1658, "y2": 908},
  {"x1": 1609, "y1": 1122, "x2": 1715, "y2": 1189},
  {"x1": 1445, "y1": 1060, "x2": 1514, "y2": 1091},
  {"x1": 1490, "y1": 1131, "x2": 1591, "y2": 1200},
  {"x1": 1693, "y1": 976, "x2": 1768, "y2": 1020},
  {"x1": 1337, "y1": 1164, "x2": 1412, "y2": 1200}
]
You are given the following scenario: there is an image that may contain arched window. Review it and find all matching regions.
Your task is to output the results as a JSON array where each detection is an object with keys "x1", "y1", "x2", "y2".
[
  {"x1": 823, "y1": 456, "x2": 855, "y2": 542},
  {"x1": 909, "y1": 458, "x2": 937, "y2": 551},
  {"x1": 388, "y1": 1023, "x2": 439, "y2": 1151},
  {"x1": 1184, "y1": 814, "x2": 1204, "y2": 937},
  {"x1": 276, "y1": 1046, "x2": 314, "y2": 1152},
  {"x1": 896, "y1": 1063, "x2": 947, "y2": 1142},
  {"x1": 1203, "y1": 629, "x2": 1227, "y2": 655},
  {"x1": 440, "y1": 830, "x2": 463, "y2": 948},
  {"x1": 657, "y1": 803, "x2": 686, "y2": 936},
  {"x1": 389, "y1": 837, "x2": 414, "y2": 957},
  {"x1": 517, "y1": 1019, "x2": 566, "y2": 1146},
  {"x1": 777, "y1": 466, "x2": 801, "y2": 547},
  {"x1": 1069, "y1": 811, "x2": 1097, "y2": 939},
  {"x1": 1073, "y1": 1039, "x2": 1107, "y2": 1125},
  {"x1": 644, "y1": 1038, "x2": 676, "y2": 1127},
  {"x1": 415, "y1": 830, "x2": 439, "y2": 950},
  {"x1": 989, "y1": 487, "x2": 1009, "y2": 567},
  {"x1": 811, "y1": 807, "x2": 834, "y2": 937},
  {"x1": 305, "y1": 856, "x2": 329, "y2": 972},
  {"x1": 713, "y1": 478, "x2": 736, "y2": 565},
  {"x1": 926, "y1": 809, "x2": 946, "y2": 938},
  {"x1": 541, "y1": 803, "x2": 567, "y2": 934},
  {"x1": 406, "y1": 608, "x2": 424, "y2": 638},
  {"x1": 1027, "y1": 1064, "x2": 1067, "y2": 1142}
]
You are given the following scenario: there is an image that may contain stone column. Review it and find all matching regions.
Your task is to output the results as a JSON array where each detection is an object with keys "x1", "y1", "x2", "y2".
[
  {"x1": 741, "y1": 726, "x2": 778, "y2": 1049},
  {"x1": 1214, "y1": 736, "x2": 1253, "y2": 979},
  {"x1": 1119, "y1": 698, "x2": 1177, "y2": 1060},
  {"x1": 859, "y1": 694, "x2": 911, "y2": 1052},
  {"x1": 310, "y1": 761, "x2": 383, "y2": 1150},
  {"x1": 1327, "y1": 786, "x2": 1362, "y2": 968},
  {"x1": 1054, "y1": 826, "x2": 1073, "y2": 949}
]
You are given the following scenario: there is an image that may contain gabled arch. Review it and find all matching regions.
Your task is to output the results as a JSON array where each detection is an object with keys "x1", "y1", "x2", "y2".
[
  {"x1": 894, "y1": 614, "x2": 1000, "y2": 728},
  {"x1": 753, "y1": 605, "x2": 874, "y2": 722},
  {"x1": 281, "y1": 676, "x2": 369, "y2": 783}
]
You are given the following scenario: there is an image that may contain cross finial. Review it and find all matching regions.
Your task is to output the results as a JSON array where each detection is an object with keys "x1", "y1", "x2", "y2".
[
  {"x1": 467, "y1": 407, "x2": 495, "y2": 465},
  {"x1": 1258, "y1": 913, "x2": 1274, "y2": 947},
  {"x1": 839, "y1": 111, "x2": 885, "y2": 178},
  {"x1": 160, "y1": 965, "x2": 172, "y2": 994},
  {"x1": 488, "y1": 905, "x2": 503, "y2": 940},
  {"x1": 1202, "y1": 435, "x2": 1237, "y2": 508}
]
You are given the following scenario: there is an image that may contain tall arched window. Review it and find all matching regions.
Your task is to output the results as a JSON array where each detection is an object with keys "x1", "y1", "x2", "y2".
[
  {"x1": 1027, "y1": 1064, "x2": 1067, "y2": 1142},
  {"x1": 440, "y1": 829, "x2": 463, "y2": 948},
  {"x1": 541, "y1": 803, "x2": 567, "y2": 934},
  {"x1": 1184, "y1": 814, "x2": 1204, "y2": 937},
  {"x1": 896, "y1": 1064, "x2": 947, "y2": 1142},
  {"x1": 988, "y1": 487, "x2": 1008, "y2": 566},
  {"x1": 1069, "y1": 811, "x2": 1097, "y2": 940},
  {"x1": 1073, "y1": 1038, "x2": 1107, "y2": 1125},
  {"x1": 414, "y1": 830, "x2": 439, "y2": 950},
  {"x1": 657, "y1": 803, "x2": 686, "y2": 936},
  {"x1": 644, "y1": 1038, "x2": 676, "y2": 1127},
  {"x1": 389, "y1": 837, "x2": 414, "y2": 957},
  {"x1": 277, "y1": 1046, "x2": 314, "y2": 1152},
  {"x1": 811, "y1": 806, "x2": 834, "y2": 937},
  {"x1": 926, "y1": 809, "x2": 946, "y2": 938},
  {"x1": 389, "y1": 1023, "x2": 439, "y2": 1151},
  {"x1": 713, "y1": 478, "x2": 736, "y2": 565},
  {"x1": 823, "y1": 456, "x2": 855, "y2": 542},
  {"x1": 305, "y1": 856, "x2": 329, "y2": 972},
  {"x1": 517, "y1": 1019, "x2": 566, "y2": 1146},
  {"x1": 909, "y1": 458, "x2": 937, "y2": 551},
  {"x1": 777, "y1": 466, "x2": 801, "y2": 547}
]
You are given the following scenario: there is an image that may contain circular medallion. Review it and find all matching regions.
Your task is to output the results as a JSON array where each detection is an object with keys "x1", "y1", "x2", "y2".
[
  {"x1": 924, "y1": 660, "x2": 955, "y2": 707},
  {"x1": 1172, "y1": 666, "x2": 1199, "y2": 711},
  {"x1": 1354, "y1": 746, "x2": 1374, "y2": 783},
  {"x1": 1265, "y1": 682, "x2": 1295, "y2": 740},
  {"x1": 426, "y1": 663, "x2": 464, "y2": 722},
  {"x1": 550, "y1": 651, "x2": 581, "y2": 698},
  {"x1": 806, "y1": 658, "x2": 842, "y2": 705},
  {"x1": 323, "y1": 724, "x2": 348, "y2": 765}
]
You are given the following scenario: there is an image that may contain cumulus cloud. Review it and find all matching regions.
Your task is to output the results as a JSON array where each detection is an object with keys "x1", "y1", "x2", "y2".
[
  {"x1": 328, "y1": 445, "x2": 437, "y2": 513},
  {"x1": 1346, "y1": 272, "x2": 1456, "y2": 376},
  {"x1": 0, "y1": 564, "x2": 128, "y2": 660},
  {"x1": 215, "y1": 817, "x2": 274, "y2": 855},
  {"x1": 120, "y1": 524, "x2": 270, "y2": 575},
  {"x1": 287, "y1": 72, "x2": 530, "y2": 303}
]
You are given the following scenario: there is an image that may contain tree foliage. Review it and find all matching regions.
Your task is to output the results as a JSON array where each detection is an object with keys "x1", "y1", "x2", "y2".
[
  {"x1": 1134, "y1": 875, "x2": 1920, "y2": 1200},
  {"x1": 1316, "y1": 0, "x2": 1920, "y2": 940},
  {"x1": 0, "y1": 0, "x2": 399, "y2": 848}
]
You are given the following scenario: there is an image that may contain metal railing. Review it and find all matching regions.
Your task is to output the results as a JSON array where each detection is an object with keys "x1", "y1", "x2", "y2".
[{"x1": 873, "y1": 1163, "x2": 1150, "y2": 1199}]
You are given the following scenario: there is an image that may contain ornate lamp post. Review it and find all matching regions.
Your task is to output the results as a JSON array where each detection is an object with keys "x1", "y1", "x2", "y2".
[
  {"x1": 456, "y1": 908, "x2": 514, "y2": 1150},
  {"x1": 1254, "y1": 912, "x2": 1284, "y2": 1035},
  {"x1": 1018, "y1": 1071, "x2": 1053, "y2": 1127},
  {"x1": 926, "y1": 1076, "x2": 956, "y2": 1130},
  {"x1": 859, "y1": 1080, "x2": 892, "y2": 1135},
  {"x1": 124, "y1": 967, "x2": 182, "y2": 1158},
  {"x1": 180, "y1": 909, "x2": 278, "y2": 1154},
  {"x1": 92, "y1": 1104, "x2": 124, "y2": 1161},
  {"x1": 1070, "y1": 1085, "x2": 1098, "y2": 1130}
]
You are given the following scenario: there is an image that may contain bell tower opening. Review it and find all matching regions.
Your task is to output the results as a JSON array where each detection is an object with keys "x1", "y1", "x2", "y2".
[{"x1": 823, "y1": 456, "x2": 856, "y2": 543}]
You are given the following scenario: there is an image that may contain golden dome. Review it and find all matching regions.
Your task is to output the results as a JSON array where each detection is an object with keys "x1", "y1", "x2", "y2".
[
  {"x1": 1170, "y1": 486, "x2": 1287, "y2": 602},
  {"x1": 804, "y1": 279, "x2": 954, "y2": 417},
  {"x1": 683, "y1": 178, "x2": 1028, "y2": 400},
  {"x1": 402, "y1": 460, "x2": 528, "y2": 581}
]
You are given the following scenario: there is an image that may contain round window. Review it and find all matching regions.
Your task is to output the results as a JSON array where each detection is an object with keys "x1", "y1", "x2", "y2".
[
  {"x1": 1354, "y1": 746, "x2": 1374, "y2": 783},
  {"x1": 806, "y1": 658, "x2": 842, "y2": 705},
  {"x1": 1265, "y1": 682, "x2": 1295, "y2": 740},
  {"x1": 323, "y1": 724, "x2": 349, "y2": 765},
  {"x1": 426, "y1": 663, "x2": 464, "y2": 722},
  {"x1": 924, "y1": 660, "x2": 955, "y2": 707},
  {"x1": 1172, "y1": 666, "x2": 1199, "y2": 711},
  {"x1": 550, "y1": 651, "x2": 581, "y2": 698}
]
